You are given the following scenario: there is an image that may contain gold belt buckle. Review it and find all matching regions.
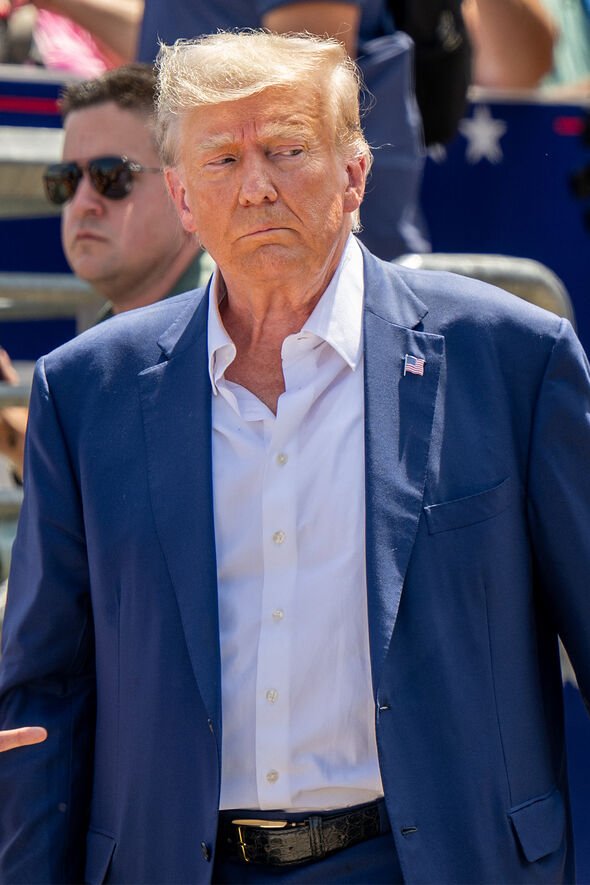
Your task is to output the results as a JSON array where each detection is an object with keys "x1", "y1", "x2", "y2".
[{"x1": 231, "y1": 819, "x2": 290, "y2": 863}]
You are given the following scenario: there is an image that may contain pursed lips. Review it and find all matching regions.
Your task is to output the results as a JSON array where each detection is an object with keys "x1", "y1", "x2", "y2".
[
  {"x1": 74, "y1": 229, "x2": 108, "y2": 243},
  {"x1": 240, "y1": 225, "x2": 291, "y2": 238}
]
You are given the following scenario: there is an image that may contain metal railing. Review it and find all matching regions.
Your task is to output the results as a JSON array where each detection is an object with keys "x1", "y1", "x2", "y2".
[
  {"x1": 0, "y1": 271, "x2": 102, "y2": 326},
  {"x1": 0, "y1": 274, "x2": 102, "y2": 405},
  {"x1": 395, "y1": 253, "x2": 576, "y2": 328},
  {"x1": 0, "y1": 124, "x2": 64, "y2": 219},
  {"x1": 0, "y1": 383, "x2": 30, "y2": 406},
  {"x1": 0, "y1": 487, "x2": 23, "y2": 520}
]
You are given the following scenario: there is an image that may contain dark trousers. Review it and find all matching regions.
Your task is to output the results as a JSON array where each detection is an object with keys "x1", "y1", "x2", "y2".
[{"x1": 212, "y1": 829, "x2": 404, "y2": 884}]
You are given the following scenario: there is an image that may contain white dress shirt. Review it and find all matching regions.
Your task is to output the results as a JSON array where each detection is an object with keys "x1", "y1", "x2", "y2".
[{"x1": 209, "y1": 235, "x2": 383, "y2": 811}]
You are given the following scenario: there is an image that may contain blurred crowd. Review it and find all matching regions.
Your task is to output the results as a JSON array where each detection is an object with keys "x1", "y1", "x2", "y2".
[{"x1": 0, "y1": 0, "x2": 586, "y2": 95}]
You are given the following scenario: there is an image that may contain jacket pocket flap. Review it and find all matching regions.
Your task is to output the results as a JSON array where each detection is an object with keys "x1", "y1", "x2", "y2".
[
  {"x1": 508, "y1": 788, "x2": 565, "y2": 863},
  {"x1": 85, "y1": 829, "x2": 116, "y2": 885},
  {"x1": 424, "y1": 477, "x2": 512, "y2": 535}
]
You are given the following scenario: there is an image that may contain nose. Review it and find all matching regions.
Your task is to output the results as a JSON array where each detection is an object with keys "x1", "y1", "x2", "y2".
[
  {"x1": 238, "y1": 151, "x2": 278, "y2": 207},
  {"x1": 67, "y1": 172, "x2": 106, "y2": 218}
]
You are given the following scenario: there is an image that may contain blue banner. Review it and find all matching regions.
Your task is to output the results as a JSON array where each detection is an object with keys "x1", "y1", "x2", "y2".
[{"x1": 422, "y1": 97, "x2": 590, "y2": 355}]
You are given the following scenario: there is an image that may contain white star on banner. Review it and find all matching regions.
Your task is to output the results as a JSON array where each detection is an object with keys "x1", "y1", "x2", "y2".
[
  {"x1": 427, "y1": 143, "x2": 448, "y2": 164},
  {"x1": 459, "y1": 105, "x2": 508, "y2": 164}
]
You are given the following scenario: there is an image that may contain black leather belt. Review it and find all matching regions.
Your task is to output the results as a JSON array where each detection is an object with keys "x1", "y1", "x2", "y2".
[{"x1": 217, "y1": 799, "x2": 390, "y2": 866}]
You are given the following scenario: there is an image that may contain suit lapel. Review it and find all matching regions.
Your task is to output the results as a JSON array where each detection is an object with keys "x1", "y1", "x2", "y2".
[
  {"x1": 362, "y1": 249, "x2": 445, "y2": 694},
  {"x1": 138, "y1": 292, "x2": 221, "y2": 731}
]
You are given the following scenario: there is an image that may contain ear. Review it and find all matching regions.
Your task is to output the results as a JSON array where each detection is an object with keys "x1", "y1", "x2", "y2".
[
  {"x1": 165, "y1": 167, "x2": 199, "y2": 235},
  {"x1": 343, "y1": 155, "x2": 367, "y2": 215}
]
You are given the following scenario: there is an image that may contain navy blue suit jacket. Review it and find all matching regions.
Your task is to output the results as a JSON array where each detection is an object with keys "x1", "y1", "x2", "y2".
[{"x1": 1, "y1": 246, "x2": 589, "y2": 883}]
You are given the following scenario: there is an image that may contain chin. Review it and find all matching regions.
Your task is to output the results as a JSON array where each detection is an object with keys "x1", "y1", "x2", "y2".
[
  {"x1": 69, "y1": 256, "x2": 111, "y2": 281},
  {"x1": 240, "y1": 244, "x2": 299, "y2": 271}
]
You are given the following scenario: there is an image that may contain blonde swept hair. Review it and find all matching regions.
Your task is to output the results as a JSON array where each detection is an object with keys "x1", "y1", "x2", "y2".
[{"x1": 155, "y1": 29, "x2": 373, "y2": 178}]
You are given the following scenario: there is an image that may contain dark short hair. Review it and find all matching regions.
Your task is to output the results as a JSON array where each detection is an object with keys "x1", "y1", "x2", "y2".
[{"x1": 60, "y1": 63, "x2": 156, "y2": 121}]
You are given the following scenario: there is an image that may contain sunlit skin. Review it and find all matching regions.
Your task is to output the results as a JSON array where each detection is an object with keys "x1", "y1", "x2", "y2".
[
  {"x1": 61, "y1": 102, "x2": 198, "y2": 313},
  {"x1": 0, "y1": 727, "x2": 47, "y2": 752},
  {"x1": 166, "y1": 86, "x2": 366, "y2": 411}
]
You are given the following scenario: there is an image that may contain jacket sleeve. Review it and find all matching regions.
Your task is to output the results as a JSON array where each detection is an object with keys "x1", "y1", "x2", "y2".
[
  {"x1": 0, "y1": 356, "x2": 95, "y2": 885},
  {"x1": 526, "y1": 319, "x2": 590, "y2": 711}
]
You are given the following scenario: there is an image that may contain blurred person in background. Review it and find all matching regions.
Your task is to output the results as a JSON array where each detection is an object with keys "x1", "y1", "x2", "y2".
[
  {"x1": 2, "y1": 0, "x2": 556, "y2": 94},
  {"x1": 463, "y1": 0, "x2": 556, "y2": 88},
  {"x1": 53, "y1": 63, "x2": 210, "y2": 319},
  {"x1": 0, "y1": 62, "x2": 212, "y2": 482},
  {"x1": 0, "y1": 0, "x2": 140, "y2": 71},
  {"x1": 539, "y1": 0, "x2": 590, "y2": 97}
]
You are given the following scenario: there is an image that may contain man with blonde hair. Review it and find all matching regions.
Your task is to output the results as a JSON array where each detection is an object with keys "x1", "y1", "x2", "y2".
[{"x1": 0, "y1": 30, "x2": 589, "y2": 885}]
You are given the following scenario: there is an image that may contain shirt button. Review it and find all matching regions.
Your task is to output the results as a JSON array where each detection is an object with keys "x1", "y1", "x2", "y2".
[
  {"x1": 276, "y1": 452, "x2": 288, "y2": 466},
  {"x1": 266, "y1": 770, "x2": 279, "y2": 784},
  {"x1": 272, "y1": 530, "x2": 286, "y2": 545},
  {"x1": 272, "y1": 609, "x2": 284, "y2": 622},
  {"x1": 266, "y1": 688, "x2": 279, "y2": 704}
]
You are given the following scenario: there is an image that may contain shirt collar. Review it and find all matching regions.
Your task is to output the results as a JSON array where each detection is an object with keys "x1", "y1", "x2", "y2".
[
  {"x1": 300, "y1": 234, "x2": 364, "y2": 370},
  {"x1": 208, "y1": 273, "x2": 235, "y2": 395},
  {"x1": 207, "y1": 233, "x2": 364, "y2": 394}
]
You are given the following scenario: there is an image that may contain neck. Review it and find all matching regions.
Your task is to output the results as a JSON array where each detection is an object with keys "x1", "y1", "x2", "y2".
[
  {"x1": 218, "y1": 235, "x2": 349, "y2": 414},
  {"x1": 106, "y1": 238, "x2": 200, "y2": 314},
  {"x1": 220, "y1": 234, "x2": 348, "y2": 348},
  {"x1": 220, "y1": 282, "x2": 322, "y2": 352}
]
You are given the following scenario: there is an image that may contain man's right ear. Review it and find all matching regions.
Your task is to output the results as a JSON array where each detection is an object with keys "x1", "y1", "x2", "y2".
[{"x1": 165, "y1": 168, "x2": 199, "y2": 235}]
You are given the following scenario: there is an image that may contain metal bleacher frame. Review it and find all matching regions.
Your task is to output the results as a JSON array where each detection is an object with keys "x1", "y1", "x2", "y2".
[{"x1": 395, "y1": 253, "x2": 576, "y2": 328}]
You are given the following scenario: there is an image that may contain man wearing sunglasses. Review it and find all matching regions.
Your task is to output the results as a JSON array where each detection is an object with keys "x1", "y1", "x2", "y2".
[
  {"x1": 0, "y1": 62, "x2": 211, "y2": 482},
  {"x1": 50, "y1": 61, "x2": 211, "y2": 320}
]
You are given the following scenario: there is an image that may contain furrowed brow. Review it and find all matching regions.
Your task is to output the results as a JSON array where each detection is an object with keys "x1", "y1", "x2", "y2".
[
  {"x1": 197, "y1": 117, "x2": 317, "y2": 155},
  {"x1": 261, "y1": 118, "x2": 316, "y2": 143},
  {"x1": 197, "y1": 133, "x2": 238, "y2": 154}
]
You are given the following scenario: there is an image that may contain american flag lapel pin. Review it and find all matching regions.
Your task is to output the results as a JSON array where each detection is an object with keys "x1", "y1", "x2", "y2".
[{"x1": 403, "y1": 354, "x2": 425, "y2": 377}]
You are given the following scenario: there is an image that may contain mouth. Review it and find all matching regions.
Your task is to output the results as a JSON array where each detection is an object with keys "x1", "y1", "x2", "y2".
[
  {"x1": 241, "y1": 226, "x2": 289, "y2": 239},
  {"x1": 74, "y1": 231, "x2": 107, "y2": 243}
]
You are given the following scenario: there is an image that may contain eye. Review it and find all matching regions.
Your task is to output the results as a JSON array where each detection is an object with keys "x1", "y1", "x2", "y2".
[
  {"x1": 272, "y1": 147, "x2": 304, "y2": 159},
  {"x1": 203, "y1": 154, "x2": 237, "y2": 169},
  {"x1": 205, "y1": 155, "x2": 236, "y2": 168}
]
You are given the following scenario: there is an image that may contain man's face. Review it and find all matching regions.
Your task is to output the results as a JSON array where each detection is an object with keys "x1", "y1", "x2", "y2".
[
  {"x1": 166, "y1": 86, "x2": 366, "y2": 289},
  {"x1": 61, "y1": 102, "x2": 185, "y2": 301}
]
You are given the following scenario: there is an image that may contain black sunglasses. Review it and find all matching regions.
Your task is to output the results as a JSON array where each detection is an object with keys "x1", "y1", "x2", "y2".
[{"x1": 43, "y1": 155, "x2": 162, "y2": 206}]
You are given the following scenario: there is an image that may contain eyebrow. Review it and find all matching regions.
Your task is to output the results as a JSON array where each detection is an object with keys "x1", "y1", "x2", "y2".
[{"x1": 197, "y1": 117, "x2": 318, "y2": 155}]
